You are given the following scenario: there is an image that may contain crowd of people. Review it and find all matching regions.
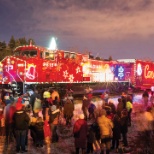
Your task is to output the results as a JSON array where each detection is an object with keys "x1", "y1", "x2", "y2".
[
  {"x1": 0, "y1": 87, "x2": 154, "y2": 154},
  {"x1": 73, "y1": 89, "x2": 154, "y2": 154}
]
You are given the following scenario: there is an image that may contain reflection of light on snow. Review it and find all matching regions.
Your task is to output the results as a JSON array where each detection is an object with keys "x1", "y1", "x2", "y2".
[{"x1": 133, "y1": 94, "x2": 142, "y2": 103}]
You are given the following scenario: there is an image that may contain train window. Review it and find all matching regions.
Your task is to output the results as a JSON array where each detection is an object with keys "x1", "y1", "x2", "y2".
[
  {"x1": 64, "y1": 52, "x2": 69, "y2": 59},
  {"x1": 22, "y1": 50, "x2": 37, "y2": 57},
  {"x1": 70, "y1": 53, "x2": 76, "y2": 59},
  {"x1": 30, "y1": 50, "x2": 37, "y2": 57},
  {"x1": 45, "y1": 52, "x2": 55, "y2": 60},
  {"x1": 40, "y1": 52, "x2": 43, "y2": 59},
  {"x1": 22, "y1": 51, "x2": 29, "y2": 57},
  {"x1": 14, "y1": 51, "x2": 21, "y2": 56}
]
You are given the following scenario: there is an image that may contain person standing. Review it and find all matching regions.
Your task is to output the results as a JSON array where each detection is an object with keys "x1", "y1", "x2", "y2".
[
  {"x1": 126, "y1": 96, "x2": 133, "y2": 126},
  {"x1": 63, "y1": 99, "x2": 74, "y2": 127},
  {"x1": 150, "y1": 91, "x2": 154, "y2": 106},
  {"x1": 116, "y1": 98, "x2": 124, "y2": 116},
  {"x1": 30, "y1": 89, "x2": 40, "y2": 112},
  {"x1": 48, "y1": 105, "x2": 60, "y2": 143},
  {"x1": 3, "y1": 98, "x2": 16, "y2": 144},
  {"x1": 13, "y1": 101, "x2": 30, "y2": 153},
  {"x1": 142, "y1": 90, "x2": 149, "y2": 109},
  {"x1": 82, "y1": 95, "x2": 90, "y2": 120},
  {"x1": 120, "y1": 109, "x2": 128, "y2": 147},
  {"x1": 34, "y1": 117, "x2": 44, "y2": 147},
  {"x1": 73, "y1": 114, "x2": 88, "y2": 154},
  {"x1": 97, "y1": 109, "x2": 113, "y2": 154},
  {"x1": 111, "y1": 112, "x2": 121, "y2": 151}
]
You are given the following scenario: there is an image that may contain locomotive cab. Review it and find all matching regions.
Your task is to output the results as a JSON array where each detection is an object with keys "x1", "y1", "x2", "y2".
[
  {"x1": 13, "y1": 47, "x2": 57, "y2": 61},
  {"x1": 14, "y1": 49, "x2": 38, "y2": 58}
]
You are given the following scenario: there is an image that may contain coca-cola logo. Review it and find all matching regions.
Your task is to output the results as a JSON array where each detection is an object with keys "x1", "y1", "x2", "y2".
[{"x1": 144, "y1": 64, "x2": 154, "y2": 79}]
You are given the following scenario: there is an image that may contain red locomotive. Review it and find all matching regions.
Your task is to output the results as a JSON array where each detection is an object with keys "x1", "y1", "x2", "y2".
[{"x1": 0, "y1": 43, "x2": 154, "y2": 94}]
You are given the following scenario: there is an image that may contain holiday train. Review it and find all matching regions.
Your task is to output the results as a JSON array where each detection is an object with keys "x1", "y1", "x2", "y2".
[{"x1": 0, "y1": 44, "x2": 154, "y2": 94}]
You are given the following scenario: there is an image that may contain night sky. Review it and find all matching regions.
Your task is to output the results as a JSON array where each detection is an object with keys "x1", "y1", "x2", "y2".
[{"x1": 1, "y1": 0, "x2": 154, "y2": 60}]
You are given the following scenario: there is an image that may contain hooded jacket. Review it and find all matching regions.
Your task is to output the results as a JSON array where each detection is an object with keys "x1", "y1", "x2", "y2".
[{"x1": 13, "y1": 110, "x2": 30, "y2": 130}]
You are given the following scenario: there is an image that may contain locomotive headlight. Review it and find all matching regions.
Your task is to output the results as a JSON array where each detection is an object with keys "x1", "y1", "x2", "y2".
[{"x1": 11, "y1": 60, "x2": 15, "y2": 64}]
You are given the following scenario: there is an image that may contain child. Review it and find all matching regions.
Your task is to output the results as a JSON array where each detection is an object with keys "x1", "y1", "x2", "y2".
[
  {"x1": 34, "y1": 117, "x2": 44, "y2": 147},
  {"x1": 87, "y1": 125, "x2": 95, "y2": 154},
  {"x1": 29, "y1": 115, "x2": 37, "y2": 144},
  {"x1": 111, "y1": 112, "x2": 121, "y2": 151},
  {"x1": 120, "y1": 109, "x2": 128, "y2": 147}
]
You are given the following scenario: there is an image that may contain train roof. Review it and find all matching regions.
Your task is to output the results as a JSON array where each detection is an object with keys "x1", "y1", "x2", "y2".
[
  {"x1": 13, "y1": 44, "x2": 87, "y2": 55},
  {"x1": 117, "y1": 59, "x2": 136, "y2": 63}
]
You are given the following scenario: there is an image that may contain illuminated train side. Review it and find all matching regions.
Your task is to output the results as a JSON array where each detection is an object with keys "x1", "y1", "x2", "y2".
[{"x1": 0, "y1": 44, "x2": 154, "y2": 92}]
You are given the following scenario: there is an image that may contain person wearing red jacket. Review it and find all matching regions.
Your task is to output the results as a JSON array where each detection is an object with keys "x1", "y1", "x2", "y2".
[{"x1": 73, "y1": 114, "x2": 88, "y2": 154}]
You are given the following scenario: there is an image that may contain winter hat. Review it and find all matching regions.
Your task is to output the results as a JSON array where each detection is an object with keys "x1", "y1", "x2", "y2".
[
  {"x1": 51, "y1": 105, "x2": 57, "y2": 111},
  {"x1": 17, "y1": 97, "x2": 22, "y2": 103},
  {"x1": 16, "y1": 97, "x2": 23, "y2": 110},
  {"x1": 16, "y1": 102, "x2": 23, "y2": 110},
  {"x1": 79, "y1": 113, "x2": 85, "y2": 119},
  {"x1": 43, "y1": 91, "x2": 51, "y2": 98},
  {"x1": 4, "y1": 93, "x2": 10, "y2": 100}
]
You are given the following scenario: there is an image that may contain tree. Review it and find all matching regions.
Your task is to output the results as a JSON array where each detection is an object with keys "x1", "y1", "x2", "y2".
[
  {"x1": 19, "y1": 37, "x2": 27, "y2": 46},
  {"x1": 0, "y1": 41, "x2": 6, "y2": 51},
  {"x1": 108, "y1": 56, "x2": 113, "y2": 61},
  {"x1": 8, "y1": 36, "x2": 16, "y2": 50},
  {"x1": 15, "y1": 39, "x2": 20, "y2": 47}
]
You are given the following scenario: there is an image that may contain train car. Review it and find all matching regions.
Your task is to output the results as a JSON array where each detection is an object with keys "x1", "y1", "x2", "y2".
[
  {"x1": 0, "y1": 43, "x2": 153, "y2": 94},
  {"x1": 1, "y1": 45, "x2": 85, "y2": 83},
  {"x1": 117, "y1": 59, "x2": 154, "y2": 90}
]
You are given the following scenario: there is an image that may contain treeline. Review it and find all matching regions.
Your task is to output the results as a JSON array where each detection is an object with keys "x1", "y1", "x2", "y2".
[
  {"x1": 0, "y1": 36, "x2": 35, "y2": 61},
  {"x1": 0, "y1": 36, "x2": 113, "y2": 61}
]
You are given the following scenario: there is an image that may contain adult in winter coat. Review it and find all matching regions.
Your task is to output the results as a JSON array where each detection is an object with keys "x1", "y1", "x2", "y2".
[
  {"x1": 13, "y1": 101, "x2": 30, "y2": 153},
  {"x1": 30, "y1": 89, "x2": 41, "y2": 111},
  {"x1": 63, "y1": 99, "x2": 74, "y2": 126},
  {"x1": 116, "y1": 98, "x2": 124, "y2": 116},
  {"x1": 48, "y1": 105, "x2": 60, "y2": 143},
  {"x1": 111, "y1": 113, "x2": 121, "y2": 150},
  {"x1": 3, "y1": 99, "x2": 16, "y2": 144},
  {"x1": 120, "y1": 109, "x2": 128, "y2": 147},
  {"x1": 82, "y1": 96, "x2": 90, "y2": 120},
  {"x1": 126, "y1": 95, "x2": 133, "y2": 126},
  {"x1": 34, "y1": 117, "x2": 44, "y2": 147},
  {"x1": 73, "y1": 114, "x2": 88, "y2": 154},
  {"x1": 97, "y1": 109, "x2": 113, "y2": 154}
]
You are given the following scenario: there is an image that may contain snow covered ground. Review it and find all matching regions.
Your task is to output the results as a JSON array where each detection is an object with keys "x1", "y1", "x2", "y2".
[{"x1": 0, "y1": 93, "x2": 152, "y2": 154}]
